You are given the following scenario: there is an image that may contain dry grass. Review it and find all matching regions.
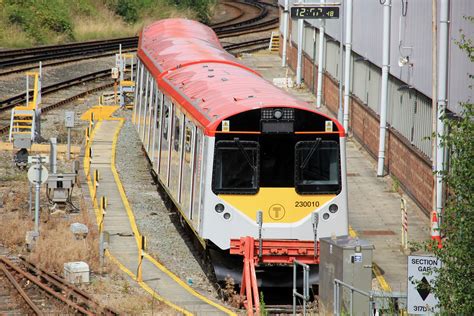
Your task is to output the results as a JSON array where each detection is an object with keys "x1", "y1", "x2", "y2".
[{"x1": 27, "y1": 209, "x2": 101, "y2": 274}]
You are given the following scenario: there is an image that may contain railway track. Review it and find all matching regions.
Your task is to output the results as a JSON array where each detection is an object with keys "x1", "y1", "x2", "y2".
[
  {"x1": 0, "y1": 256, "x2": 118, "y2": 315},
  {"x1": 0, "y1": 1, "x2": 278, "y2": 75}
]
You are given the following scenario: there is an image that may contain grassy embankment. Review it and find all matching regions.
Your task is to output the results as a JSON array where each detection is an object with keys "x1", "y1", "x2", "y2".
[{"x1": 0, "y1": 0, "x2": 216, "y2": 48}]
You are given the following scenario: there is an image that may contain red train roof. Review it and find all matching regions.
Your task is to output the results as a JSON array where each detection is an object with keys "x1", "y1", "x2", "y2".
[{"x1": 138, "y1": 19, "x2": 344, "y2": 136}]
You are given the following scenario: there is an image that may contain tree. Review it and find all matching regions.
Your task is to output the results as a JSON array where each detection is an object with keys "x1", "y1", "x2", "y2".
[{"x1": 430, "y1": 17, "x2": 474, "y2": 315}]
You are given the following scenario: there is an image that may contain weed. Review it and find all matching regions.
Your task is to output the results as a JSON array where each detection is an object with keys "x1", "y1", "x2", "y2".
[{"x1": 223, "y1": 276, "x2": 245, "y2": 308}]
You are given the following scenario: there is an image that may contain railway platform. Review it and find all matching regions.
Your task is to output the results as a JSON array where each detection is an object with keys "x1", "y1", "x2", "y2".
[
  {"x1": 83, "y1": 117, "x2": 235, "y2": 315},
  {"x1": 238, "y1": 51, "x2": 430, "y2": 292}
]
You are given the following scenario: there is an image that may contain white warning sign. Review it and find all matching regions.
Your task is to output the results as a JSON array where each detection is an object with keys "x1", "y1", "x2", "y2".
[
  {"x1": 222, "y1": 120, "x2": 230, "y2": 132},
  {"x1": 407, "y1": 255, "x2": 441, "y2": 314}
]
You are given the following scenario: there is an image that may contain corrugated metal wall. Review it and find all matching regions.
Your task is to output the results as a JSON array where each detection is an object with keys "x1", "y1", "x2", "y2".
[{"x1": 279, "y1": 0, "x2": 474, "y2": 114}]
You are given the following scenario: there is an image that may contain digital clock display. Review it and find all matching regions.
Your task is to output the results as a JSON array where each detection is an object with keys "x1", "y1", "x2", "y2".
[{"x1": 290, "y1": 6, "x2": 340, "y2": 19}]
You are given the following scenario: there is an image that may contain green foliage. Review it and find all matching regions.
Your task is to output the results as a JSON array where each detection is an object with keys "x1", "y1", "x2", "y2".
[
  {"x1": 4, "y1": 0, "x2": 75, "y2": 43},
  {"x1": 115, "y1": 0, "x2": 139, "y2": 23},
  {"x1": 430, "y1": 17, "x2": 474, "y2": 315},
  {"x1": 259, "y1": 292, "x2": 268, "y2": 316},
  {"x1": 172, "y1": 0, "x2": 216, "y2": 23}
]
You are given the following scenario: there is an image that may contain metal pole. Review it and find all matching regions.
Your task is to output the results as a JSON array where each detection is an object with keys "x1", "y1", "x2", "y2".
[
  {"x1": 282, "y1": 0, "x2": 290, "y2": 67},
  {"x1": 34, "y1": 158, "x2": 41, "y2": 234},
  {"x1": 50, "y1": 138, "x2": 57, "y2": 174},
  {"x1": 316, "y1": 0, "x2": 326, "y2": 108},
  {"x1": 257, "y1": 210, "x2": 263, "y2": 259},
  {"x1": 343, "y1": 0, "x2": 353, "y2": 132},
  {"x1": 296, "y1": 13, "x2": 304, "y2": 86},
  {"x1": 67, "y1": 127, "x2": 71, "y2": 160},
  {"x1": 376, "y1": 0, "x2": 392, "y2": 176},
  {"x1": 435, "y1": 0, "x2": 449, "y2": 243},
  {"x1": 337, "y1": 0, "x2": 345, "y2": 122},
  {"x1": 293, "y1": 262, "x2": 297, "y2": 315},
  {"x1": 29, "y1": 182, "x2": 32, "y2": 215}
]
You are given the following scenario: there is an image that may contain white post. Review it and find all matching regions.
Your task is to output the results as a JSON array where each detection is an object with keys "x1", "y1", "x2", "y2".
[
  {"x1": 296, "y1": 12, "x2": 304, "y2": 86},
  {"x1": 316, "y1": 0, "x2": 326, "y2": 108},
  {"x1": 281, "y1": 0, "x2": 290, "y2": 67},
  {"x1": 343, "y1": 0, "x2": 353, "y2": 133},
  {"x1": 377, "y1": 0, "x2": 392, "y2": 176},
  {"x1": 34, "y1": 157, "x2": 42, "y2": 234},
  {"x1": 435, "y1": 0, "x2": 449, "y2": 230}
]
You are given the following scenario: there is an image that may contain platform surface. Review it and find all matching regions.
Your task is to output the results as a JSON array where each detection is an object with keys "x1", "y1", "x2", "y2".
[{"x1": 87, "y1": 119, "x2": 233, "y2": 315}]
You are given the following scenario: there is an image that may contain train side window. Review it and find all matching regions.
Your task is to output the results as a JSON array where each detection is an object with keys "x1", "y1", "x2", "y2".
[
  {"x1": 184, "y1": 125, "x2": 193, "y2": 163},
  {"x1": 212, "y1": 139, "x2": 259, "y2": 194},
  {"x1": 173, "y1": 115, "x2": 180, "y2": 151},
  {"x1": 294, "y1": 140, "x2": 341, "y2": 194}
]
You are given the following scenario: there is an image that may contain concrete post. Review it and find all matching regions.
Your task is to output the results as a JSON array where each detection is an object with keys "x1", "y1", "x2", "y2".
[
  {"x1": 343, "y1": 0, "x2": 353, "y2": 133},
  {"x1": 377, "y1": 0, "x2": 392, "y2": 176},
  {"x1": 296, "y1": 16, "x2": 304, "y2": 86},
  {"x1": 434, "y1": 0, "x2": 450, "y2": 245},
  {"x1": 281, "y1": 0, "x2": 290, "y2": 67},
  {"x1": 316, "y1": 0, "x2": 326, "y2": 108}
]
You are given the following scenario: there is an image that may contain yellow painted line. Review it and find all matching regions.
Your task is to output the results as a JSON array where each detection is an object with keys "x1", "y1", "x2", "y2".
[
  {"x1": 109, "y1": 118, "x2": 236, "y2": 315},
  {"x1": 84, "y1": 120, "x2": 192, "y2": 315},
  {"x1": 81, "y1": 105, "x2": 120, "y2": 121},
  {"x1": 348, "y1": 225, "x2": 392, "y2": 292},
  {"x1": 0, "y1": 142, "x2": 80, "y2": 154},
  {"x1": 105, "y1": 250, "x2": 192, "y2": 316},
  {"x1": 144, "y1": 254, "x2": 237, "y2": 316}
]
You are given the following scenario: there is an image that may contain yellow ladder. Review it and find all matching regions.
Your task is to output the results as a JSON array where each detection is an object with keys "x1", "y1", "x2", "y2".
[
  {"x1": 9, "y1": 71, "x2": 40, "y2": 147},
  {"x1": 268, "y1": 31, "x2": 280, "y2": 52}
]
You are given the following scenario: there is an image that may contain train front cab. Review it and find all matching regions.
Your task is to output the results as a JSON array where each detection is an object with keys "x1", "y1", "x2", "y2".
[{"x1": 202, "y1": 107, "x2": 348, "y2": 287}]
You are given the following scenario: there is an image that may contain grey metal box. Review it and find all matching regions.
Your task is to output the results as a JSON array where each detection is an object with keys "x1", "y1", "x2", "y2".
[{"x1": 319, "y1": 236, "x2": 374, "y2": 315}]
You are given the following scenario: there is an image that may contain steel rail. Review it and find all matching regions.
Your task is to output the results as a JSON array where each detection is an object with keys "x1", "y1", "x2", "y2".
[
  {"x1": 0, "y1": 69, "x2": 110, "y2": 111},
  {"x1": 0, "y1": 257, "x2": 93, "y2": 315},
  {"x1": 19, "y1": 257, "x2": 119, "y2": 315},
  {"x1": 0, "y1": 261, "x2": 44, "y2": 315}
]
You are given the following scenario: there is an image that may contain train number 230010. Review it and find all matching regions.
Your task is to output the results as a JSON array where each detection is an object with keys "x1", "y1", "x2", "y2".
[{"x1": 295, "y1": 201, "x2": 320, "y2": 208}]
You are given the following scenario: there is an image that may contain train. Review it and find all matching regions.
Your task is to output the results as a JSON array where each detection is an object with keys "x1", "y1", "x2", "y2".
[{"x1": 133, "y1": 18, "x2": 348, "y2": 286}]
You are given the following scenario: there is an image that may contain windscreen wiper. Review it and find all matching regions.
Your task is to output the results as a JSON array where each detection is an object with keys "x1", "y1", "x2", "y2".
[
  {"x1": 234, "y1": 137, "x2": 256, "y2": 170},
  {"x1": 300, "y1": 138, "x2": 322, "y2": 169}
]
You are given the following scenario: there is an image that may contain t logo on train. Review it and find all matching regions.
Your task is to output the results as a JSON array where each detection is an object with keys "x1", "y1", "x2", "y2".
[{"x1": 133, "y1": 19, "x2": 348, "y2": 287}]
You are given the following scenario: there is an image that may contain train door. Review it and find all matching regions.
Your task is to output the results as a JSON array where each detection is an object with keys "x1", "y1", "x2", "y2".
[
  {"x1": 169, "y1": 109, "x2": 184, "y2": 202},
  {"x1": 132, "y1": 60, "x2": 141, "y2": 125},
  {"x1": 139, "y1": 71, "x2": 150, "y2": 142},
  {"x1": 152, "y1": 90, "x2": 163, "y2": 172},
  {"x1": 159, "y1": 97, "x2": 172, "y2": 185},
  {"x1": 191, "y1": 128, "x2": 204, "y2": 230},
  {"x1": 135, "y1": 65, "x2": 145, "y2": 131},
  {"x1": 145, "y1": 80, "x2": 156, "y2": 153},
  {"x1": 142, "y1": 75, "x2": 153, "y2": 142},
  {"x1": 180, "y1": 120, "x2": 195, "y2": 218}
]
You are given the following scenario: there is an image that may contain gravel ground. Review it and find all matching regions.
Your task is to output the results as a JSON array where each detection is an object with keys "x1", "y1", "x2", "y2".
[{"x1": 114, "y1": 110, "x2": 220, "y2": 299}]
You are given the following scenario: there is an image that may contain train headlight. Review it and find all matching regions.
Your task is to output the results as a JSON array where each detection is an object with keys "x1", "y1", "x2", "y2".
[
  {"x1": 329, "y1": 204, "x2": 338, "y2": 213},
  {"x1": 323, "y1": 213, "x2": 330, "y2": 220},
  {"x1": 223, "y1": 212, "x2": 231, "y2": 220},
  {"x1": 273, "y1": 109, "x2": 283, "y2": 119},
  {"x1": 215, "y1": 203, "x2": 225, "y2": 213}
]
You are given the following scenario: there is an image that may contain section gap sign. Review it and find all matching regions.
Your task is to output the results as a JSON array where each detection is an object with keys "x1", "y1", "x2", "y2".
[
  {"x1": 291, "y1": 6, "x2": 340, "y2": 19},
  {"x1": 407, "y1": 255, "x2": 441, "y2": 314}
]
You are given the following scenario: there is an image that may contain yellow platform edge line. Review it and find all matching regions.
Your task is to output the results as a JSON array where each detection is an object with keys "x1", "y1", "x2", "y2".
[
  {"x1": 84, "y1": 119, "x2": 192, "y2": 315},
  {"x1": 348, "y1": 225, "x2": 392, "y2": 292},
  {"x1": 108, "y1": 118, "x2": 236, "y2": 316}
]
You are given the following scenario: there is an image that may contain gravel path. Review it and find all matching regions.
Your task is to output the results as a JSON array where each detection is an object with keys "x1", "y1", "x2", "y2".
[{"x1": 114, "y1": 110, "x2": 220, "y2": 299}]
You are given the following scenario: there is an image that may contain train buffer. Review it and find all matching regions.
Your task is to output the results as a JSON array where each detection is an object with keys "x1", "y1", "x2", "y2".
[{"x1": 230, "y1": 237, "x2": 319, "y2": 316}]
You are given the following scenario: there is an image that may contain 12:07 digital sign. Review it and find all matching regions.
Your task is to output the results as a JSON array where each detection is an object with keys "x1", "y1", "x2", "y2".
[{"x1": 290, "y1": 6, "x2": 340, "y2": 19}]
